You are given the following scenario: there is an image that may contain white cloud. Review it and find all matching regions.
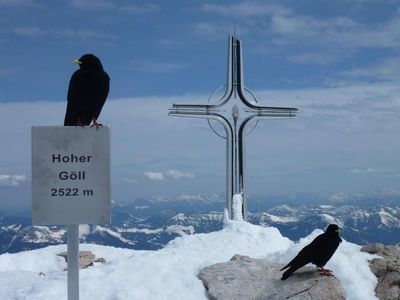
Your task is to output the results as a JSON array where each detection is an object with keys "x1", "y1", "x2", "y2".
[
  {"x1": 328, "y1": 192, "x2": 347, "y2": 202},
  {"x1": 12, "y1": 27, "x2": 43, "y2": 38},
  {"x1": 340, "y1": 57, "x2": 400, "y2": 81},
  {"x1": 123, "y1": 178, "x2": 139, "y2": 184},
  {"x1": 287, "y1": 50, "x2": 352, "y2": 65},
  {"x1": 254, "y1": 82, "x2": 400, "y2": 131},
  {"x1": 200, "y1": 2, "x2": 400, "y2": 66},
  {"x1": 0, "y1": 174, "x2": 26, "y2": 187},
  {"x1": 143, "y1": 170, "x2": 195, "y2": 181},
  {"x1": 348, "y1": 168, "x2": 396, "y2": 174},
  {"x1": 193, "y1": 22, "x2": 235, "y2": 40},
  {"x1": 165, "y1": 170, "x2": 194, "y2": 180},
  {"x1": 0, "y1": 0, "x2": 38, "y2": 7},
  {"x1": 5, "y1": 27, "x2": 114, "y2": 41},
  {"x1": 118, "y1": 4, "x2": 160, "y2": 14},
  {"x1": 69, "y1": 0, "x2": 115, "y2": 10},
  {"x1": 201, "y1": 3, "x2": 287, "y2": 18},
  {"x1": 130, "y1": 60, "x2": 186, "y2": 73},
  {"x1": 144, "y1": 171, "x2": 164, "y2": 181},
  {"x1": 70, "y1": 1, "x2": 160, "y2": 14},
  {"x1": 1, "y1": 81, "x2": 400, "y2": 202},
  {"x1": 266, "y1": 8, "x2": 400, "y2": 51}
]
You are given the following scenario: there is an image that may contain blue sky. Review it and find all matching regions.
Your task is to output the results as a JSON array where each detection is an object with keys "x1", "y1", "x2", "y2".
[{"x1": 1, "y1": 0, "x2": 400, "y2": 212}]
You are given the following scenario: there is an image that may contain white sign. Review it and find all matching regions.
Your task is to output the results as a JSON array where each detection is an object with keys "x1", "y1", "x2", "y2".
[{"x1": 32, "y1": 126, "x2": 111, "y2": 225}]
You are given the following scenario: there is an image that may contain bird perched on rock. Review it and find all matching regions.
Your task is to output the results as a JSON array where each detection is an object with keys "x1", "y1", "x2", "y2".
[
  {"x1": 281, "y1": 224, "x2": 342, "y2": 280},
  {"x1": 64, "y1": 54, "x2": 110, "y2": 127}
]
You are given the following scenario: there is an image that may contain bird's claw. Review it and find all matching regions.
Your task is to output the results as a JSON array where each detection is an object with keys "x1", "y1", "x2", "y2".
[
  {"x1": 75, "y1": 117, "x2": 85, "y2": 128},
  {"x1": 318, "y1": 267, "x2": 333, "y2": 276},
  {"x1": 90, "y1": 119, "x2": 102, "y2": 129}
]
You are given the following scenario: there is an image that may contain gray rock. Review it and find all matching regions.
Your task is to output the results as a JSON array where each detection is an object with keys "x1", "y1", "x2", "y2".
[
  {"x1": 198, "y1": 254, "x2": 346, "y2": 300},
  {"x1": 361, "y1": 244, "x2": 400, "y2": 300},
  {"x1": 361, "y1": 243, "x2": 386, "y2": 255},
  {"x1": 57, "y1": 250, "x2": 106, "y2": 269}
]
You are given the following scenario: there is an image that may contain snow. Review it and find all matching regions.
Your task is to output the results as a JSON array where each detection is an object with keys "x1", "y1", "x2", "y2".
[
  {"x1": 134, "y1": 205, "x2": 150, "y2": 210},
  {"x1": 165, "y1": 225, "x2": 195, "y2": 235},
  {"x1": 92, "y1": 226, "x2": 136, "y2": 246},
  {"x1": 171, "y1": 212, "x2": 186, "y2": 221},
  {"x1": 319, "y1": 205, "x2": 334, "y2": 209},
  {"x1": 121, "y1": 227, "x2": 164, "y2": 235},
  {"x1": 4, "y1": 224, "x2": 22, "y2": 232},
  {"x1": 320, "y1": 213, "x2": 343, "y2": 227},
  {"x1": 21, "y1": 226, "x2": 66, "y2": 243},
  {"x1": 258, "y1": 212, "x2": 299, "y2": 224},
  {"x1": 0, "y1": 221, "x2": 378, "y2": 300},
  {"x1": 378, "y1": 208, "x2": 400, "y2": 227},
  {"x1": 232, "y1": 193, "x2": 243, "y2": 221}
]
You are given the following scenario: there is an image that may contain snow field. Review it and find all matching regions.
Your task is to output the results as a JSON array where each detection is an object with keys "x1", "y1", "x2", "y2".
[{"x1": 0, "y1": 221, "x2": 378, "y2": 300}]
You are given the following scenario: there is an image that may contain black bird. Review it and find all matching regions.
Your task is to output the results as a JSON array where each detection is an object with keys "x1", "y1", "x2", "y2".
[
  {"x1": 64, "y1": 54, "x2": 110, "y2": 127},
  {"x1": 280, "y1": 224, "x2": 342, "y2": 280}
]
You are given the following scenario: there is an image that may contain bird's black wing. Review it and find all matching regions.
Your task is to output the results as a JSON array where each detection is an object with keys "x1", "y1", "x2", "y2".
[
  {"x1": 64, "y1": 71, "x2": 85, "y2": 126},
  {"x1": 91, "y1": 71, "x2": 110, "y2": 121},
  {"x1": 313, "y1": 235, "x2": 342, "y2": 267},
  {"x1": 281, "y1": 233, "x2": 327, "y2": 280}
]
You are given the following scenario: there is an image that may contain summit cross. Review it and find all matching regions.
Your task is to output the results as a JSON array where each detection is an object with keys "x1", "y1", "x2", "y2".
[{"x1": 169, "y1": 35, "x2": 298, "y2": 220}]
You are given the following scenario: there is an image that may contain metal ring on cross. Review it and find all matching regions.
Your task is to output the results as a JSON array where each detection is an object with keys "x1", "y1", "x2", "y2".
[{"x1": 207, "y1": 85, "x2": 259, "y2": 139}]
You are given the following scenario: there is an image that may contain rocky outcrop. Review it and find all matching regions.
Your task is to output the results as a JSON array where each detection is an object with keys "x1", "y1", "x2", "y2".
[
  {"x1": 57, "y1": 250, "x2": 106, "y2": 269},
  {"x1": 198, "y1": 254, "x2": 346, "y2": 300},
  {"x1": 361, "y1": 243, "x2": 400, "y2": 300}
]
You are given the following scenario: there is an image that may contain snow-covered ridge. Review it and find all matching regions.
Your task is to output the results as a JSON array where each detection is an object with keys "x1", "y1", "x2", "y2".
[
  {"x1": 256, "y1": 212, "x2": 299, "y2": 224},
  {"x1": 378, "y1": 208, "x2": 400, "y2": 228},
  {"x1": 0, "y1": 221, "x2": 378, "y2": 300},
  {"x1": 171, "y1": 212, "x2": 223, "y2": 223},
  {"x1": 21, "y1": 226, "x2": 66, "y2": 244}
]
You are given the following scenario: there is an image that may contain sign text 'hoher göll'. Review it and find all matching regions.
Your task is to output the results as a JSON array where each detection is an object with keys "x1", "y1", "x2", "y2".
[{"x1": 32, "y1": 126, "x2": 111, "y2": 225}]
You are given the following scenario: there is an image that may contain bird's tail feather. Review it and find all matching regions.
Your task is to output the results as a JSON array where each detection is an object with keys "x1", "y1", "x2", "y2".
[
  {"x1": 280, "y1": 264, "x2": 289, "y2": 271},
  {"x1": 281, "y1": 268, "x2": 294, "y2": 280}
]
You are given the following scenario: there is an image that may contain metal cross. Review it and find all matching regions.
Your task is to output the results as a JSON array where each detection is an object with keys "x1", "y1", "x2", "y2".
[{"x1": 169, "y1": 35, "x2": 298, "y2": 220}]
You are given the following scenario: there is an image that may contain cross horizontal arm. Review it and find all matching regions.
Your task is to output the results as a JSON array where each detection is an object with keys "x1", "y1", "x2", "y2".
[
  {"x1": 254, "y1": 111, "x2": 297, "y2": 118},
  {"x1": 171, "y1": 103, "x2": 213, "y2": 109},
  {"x1": 252, "y1": 106, "x2": 298, "y2": 114},
  {"x1": 169, "y1": 109, "x2": 225, "y2": 119},
  {"x1": 170, "y1": 103, "x2": 216, "y2": 112},
  {"x1": 170, "y1": 104, "x2": 297, "y2": 115}
]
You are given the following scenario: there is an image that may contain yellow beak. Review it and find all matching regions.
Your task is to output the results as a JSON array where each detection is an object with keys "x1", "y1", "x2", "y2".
[
  {"x1": 73, "y1": 59, "x2": 82, "y2": 65},
  {"x1": 335, "y1": 229, "x2": 340, "y2": 233}
]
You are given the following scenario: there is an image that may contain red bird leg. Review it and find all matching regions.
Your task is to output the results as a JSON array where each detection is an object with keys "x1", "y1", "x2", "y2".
[
  {"x1": 90, "y1": 118, "x2": 102, "y2": 129},
  {"x1": 318, "y1": 267, "x2": 333, "y2": 276}
]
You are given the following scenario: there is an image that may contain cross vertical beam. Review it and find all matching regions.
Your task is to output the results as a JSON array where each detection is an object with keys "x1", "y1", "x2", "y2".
[{"x1": 169, "y1": 34, "x2": 297, "y2": 220}]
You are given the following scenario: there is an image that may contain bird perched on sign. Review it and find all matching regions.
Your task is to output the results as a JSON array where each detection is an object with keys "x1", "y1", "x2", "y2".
[
  {"x1": 280, "y1": 224, "x2": 342, "y2": 280},
  {"x1": 64, "y1": 54, "x2": 110, "y2": 128}
]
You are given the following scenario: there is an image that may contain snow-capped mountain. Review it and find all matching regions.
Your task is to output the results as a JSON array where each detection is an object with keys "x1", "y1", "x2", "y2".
[{"x1": 1, "y1": 192, "x2": 399, "y2": 254}]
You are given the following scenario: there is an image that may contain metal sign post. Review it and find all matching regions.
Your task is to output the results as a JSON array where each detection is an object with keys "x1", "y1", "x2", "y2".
[
  {"x1": 32, "y1": 126, "x2": 111, "y2": 300},
  {"x1": 68, "y1": 224, "x2": 79, "y2": 300},
  {"x1": 169, "y1": 35, "x2": 297, "y2": 220}
]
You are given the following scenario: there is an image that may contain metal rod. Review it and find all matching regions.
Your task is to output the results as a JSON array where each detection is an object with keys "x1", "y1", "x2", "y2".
[
  {"x1": 238, "y1": 116, "x2": 256, "y2": 221},
  {"x1": 226, "y1": 131, "x2": 233, "y2": 220},
  {"x1": 67, "y1": 224, "x2": 79, "y2": 300}
]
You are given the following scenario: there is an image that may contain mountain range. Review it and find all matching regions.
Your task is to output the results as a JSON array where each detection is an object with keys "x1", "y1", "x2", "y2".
[{"x1": 1, "y1": 192, "x2": 399, "y2": 254}]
